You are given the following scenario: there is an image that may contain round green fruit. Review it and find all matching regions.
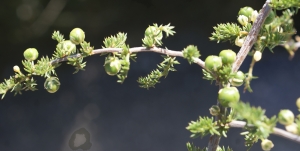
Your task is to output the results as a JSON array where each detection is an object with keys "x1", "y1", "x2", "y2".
[
  {"x1": 238, "y1": 7, "x2": 254, "y2": 18},
  {"x1": 278, "y1": 109, "x2": 294, "y2": 126},
  {"x1": 145, "y1": 26, "x2": 163, "y2": 40},
  {"x1": 24, "y1": 48, "x2": 39, "y2": 61},
  {"x1": 70, "y1": 28, "x2": 85, "y2": 45},
  {"x1": 104, "y1": 57, "x2": 122, "y2": 76},
  {"x1": 57, "y1": 40, "x2": 76, "y2": 56},
  {"x1": 231, "y1": 71, "x2": 245, "y2": 87},
  {"x1": 264, "y1": 10, "x2": 275, "y2": 24},
  {"x1": 44, "y1": 77, "x2": 60, "y2": 93},
  {"x1": 204, "y1": 55, "x2": 222, "y2": 71},
  {"x1": 219, "y1": 49, "x2": 236, "y2": 65},
  {"x1": 218, "y1": 87, "x2": 240, "y2": 107}
]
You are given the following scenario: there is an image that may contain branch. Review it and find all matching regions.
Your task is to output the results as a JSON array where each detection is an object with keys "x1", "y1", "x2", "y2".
[
  {"x1": 229, "y1": 120, "x2": 300, "y2": 144},
  {"x1": 208, "y1": 1, "x2": 272, "y2": 151},
  {"x1": 232, "y1": 0, "x2": 272, "y2": 72},
  {"x1": 50, "y1": 46, "x2": 205, "y2": 68}
]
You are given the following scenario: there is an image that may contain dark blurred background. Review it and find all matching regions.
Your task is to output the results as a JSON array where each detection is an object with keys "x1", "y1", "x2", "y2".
[{"x1": 0, "y1": 0, "x2": 300, "y2": 151}]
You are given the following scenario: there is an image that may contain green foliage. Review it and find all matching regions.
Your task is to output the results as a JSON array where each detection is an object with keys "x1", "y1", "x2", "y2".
[
  {"x1": 231, "y1": 102, "x2": 277, "y2": 148},
  {"x1": 103, "y1": 32, "x2": 127, "y2": 48},
  {"x1": 270, "y1": 0, "x2": 300, "y2": 10},
  {"x1": 209, "y1": 23, "x2": 241, "y2": 43},
  {"x1": 182, "y1": 45, "x2": 201, "y2": 64},
  {"x1": 142, "y1": 23, "x2": 175, "y2": 47},
  {"x1": 186, "y1": 116, "x2": 220, "y2": 138},
  {"x1": 137, "y1": 55, "x2": 179, "y2": 89},
  {"x1": 186, "y1": 142, "x2": 233, "y2": 151},
  {"x1": 186, "y1": 142, "x2": 206, "y2": 151}
]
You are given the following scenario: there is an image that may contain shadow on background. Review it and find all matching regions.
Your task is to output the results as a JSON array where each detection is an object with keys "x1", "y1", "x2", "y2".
[{"x1": 0, "y1": 0, "x2": 300, "y2": 151}]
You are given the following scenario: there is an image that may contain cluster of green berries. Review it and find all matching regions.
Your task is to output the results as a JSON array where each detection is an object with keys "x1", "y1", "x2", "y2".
[
  {"x1": 22, "y1": 28, "x2": 86, "y2": 93},
  {"x1": 205, "y1": 49, "x2": 245, "y2": 107},
  {"x1": 235, "y1": 7, "x2": 276, "y2": 47}
]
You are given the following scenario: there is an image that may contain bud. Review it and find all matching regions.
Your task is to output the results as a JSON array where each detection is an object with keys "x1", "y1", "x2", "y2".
[
  {"x1": 231, "y1": 71, "x2": 245, "y2": 87},
  {"x1": 278, "y1": 109, "x2": 294, "y2": 126},
  {"x1": 13, "y1": 65, "x2": 21, "y2": 73},
  {"x1": 237, "y1": 15, "x2": 248, "y2": 26},
  {"x1": 235, "y1": 36, "x2": 245, "y2": 47},
  {"x1": 285, "y1": 123, "x2": 299, "y2": 134},
  {"x1": 209, "y1": 105, "x2": 220, "y2": 116},
  {"x1": 57, "y1": 40, "x2": 76, "y2": 56},
  {"x1": 44, "y1": 77, "x2": 60, "y2": 93},
  {"x1": 296, "y1": 97, "x2": 300, "y2": 109},
  {"x1": 238, "y1": 6, "x2": 254, "y2": 18},
  {"x1": 261, "y1": 139, "x2": 274, "y2": 151},
  {"x1": 276, "y1": 26, "x2": 283, "y2": 33},
  {"x1": 250, "y1": 10, "x2": 258, "y2": 22},
  {"x1": 253, "y1": 51, "x2": 262, "y2": 62},
  {"x1": 70, "y1": 28, "x2": 85, "y2": 45},
  {"x1": 24, "y1": 48, "x2": 39, "y2": 61}
]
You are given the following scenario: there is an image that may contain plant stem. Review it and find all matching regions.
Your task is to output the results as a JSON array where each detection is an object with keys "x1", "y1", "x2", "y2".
[
  {"x1": 50, "y1": 46, "x2": 205, "y2": 68},
  {"x1": 229, "y1": 120, "x2": 300, "y2": 144},
  {"x1": 207, "y1": 1, "x2": 272, "y2": 151}
]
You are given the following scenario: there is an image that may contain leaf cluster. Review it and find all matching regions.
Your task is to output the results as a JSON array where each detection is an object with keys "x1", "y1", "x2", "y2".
[
  {"x1": 137, "y1": 55, "x2": 179, "y2": 89},
  {"x1": 182, "y1": 45, "x2": 201, "y2": 64},
  {"x1": 186, "y1": 116, "x2": 220, "y2": 138},
  {"x1": 142, "y1": 23, "x2": 175, "y2": 47},
  {"x1": 270, "y1": 0, "x2": 300, "y2": 10},
  {"x1": 231, "y1": 102, "x2": 277, "y2": 148}
]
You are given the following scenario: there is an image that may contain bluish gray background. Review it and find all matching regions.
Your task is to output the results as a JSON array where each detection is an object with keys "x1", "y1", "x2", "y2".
[{"x1": 0, "y1": 0, "x2": 300, "y2": 151}]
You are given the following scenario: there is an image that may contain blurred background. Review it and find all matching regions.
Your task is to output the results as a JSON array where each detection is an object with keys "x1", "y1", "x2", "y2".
[{"x1": 0, "y1": 0, "x2": 300, "y2": 150}]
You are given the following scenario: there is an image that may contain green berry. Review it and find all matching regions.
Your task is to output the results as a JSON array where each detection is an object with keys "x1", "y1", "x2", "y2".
[
  {"x1": 261, "y1": 139, "x2": 274, "y2": 151},
  {"x1": 44, "y1": 77, "x2": 60, "y2": 93},
  {"x1": 264, "y1": 10, "x2": 275, "y2": 24},
  {"x1": 209, "y1": 105, "x2": 220, "y2": 116},
  {"x1": 231, "y1": 71, "x2": 245, "y2": 87},
  {"x1": 278, "y1": 109, "x2": 294, "y2": 126},
  {"x1": 70, "y1": 28, "x2": 85, "y2": 45},
  {"x1": 219, "y1": 49, "x2": 236, "y2": 65},
  {"x1": 218, "y1": 87, "x2": 240, "y2": 107},
  {"x1": 238, "y1": 7, "x2": 254, "y2": 18},
  {"x1": 205, "y1": 55, "x2": 222, "y2": 71},
  {"x1": 104, "y1": 57, "x2": 122, "y2": 76},
  {"x1": 24, "y1": 48, "x2": 39, "y2": 61},
  {"x1": 57, "y1": 40, "x2": 76, "y2": 56}
]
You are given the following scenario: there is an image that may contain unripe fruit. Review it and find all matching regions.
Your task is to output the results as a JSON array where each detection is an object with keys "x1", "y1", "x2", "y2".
[
  {"x1": 251, "y1": 10, "x2": 258, "y2": 22},
  {"x1": 24, "y1": 48, "x2": 39, "y2": 61},
  {"x1": 104, "y1": 57, "x2": 122, "y2": 76},
  {"x1": 219, "y1": 49, "x2": 236, "y2": 65},
  {"x1": 44, "y1": 77, "x2": 60, "y2": 93},
  {"x1": 235, "y1": 36, "x2": 245, "y2": 47},
  {"x1": 218, "y1": 87, "x2": 240, "y2": 107},
  {"x1": 296, "y1": 97, "x2": 300, "y2": 109},
  {"x1": 238, "y1": 7, "x2": 254, "y2": 18},
  {"x1": 205, "y1": 55, "x2": 222, "y2": 71},
  {"x1": 261, "y1": 139, "x2": 274, "y2": 151},
  {"x1": 57, "y1": 40, "x2": 76, "y2": 56},
  {"x1": 209, "y1": 105, "x2": 220, "y2": 116},
  {"x1": 237, "y1": 15, "x2": 249, "y2": 26},
  {"x1": 145, "y1": 26, "x2": 163, "y2": 40},
  {"x1": 278, "y1": 109, "x2": 294, "y2": 126},
  {"x1": 264, "y1": 10, "x2": 275, "y2": 25},
  {"x1": 285, "y1": 123, "x2": 298, "y2": 134},
  {"x1": 231, "y1": 71, "x2": 245, "y2": 87},
  {"x1": 70, "y1": 28, "x2": 85, "y2": 45}
]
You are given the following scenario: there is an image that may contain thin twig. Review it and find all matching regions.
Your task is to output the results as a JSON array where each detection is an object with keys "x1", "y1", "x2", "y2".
[
  {"x1": 50, "y1": 46, "x2": 206, "y2": 68},
  {"x1": 229, "y1": 120, "x2": 300, "y2": 144},
  {"x1": 207, "y1": 1, "x2": 272, "y2": 151}
]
